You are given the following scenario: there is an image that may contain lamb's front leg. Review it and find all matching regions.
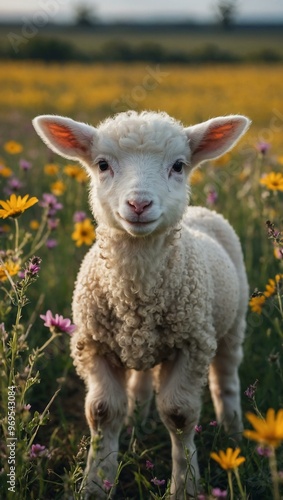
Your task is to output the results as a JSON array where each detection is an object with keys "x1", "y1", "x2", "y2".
[
  {"x1": 155, "y1": 352, "x2": 205, "y2": 499},
  {"x1": 84, "y1": 356, "x2": 127, "y2": 499}
]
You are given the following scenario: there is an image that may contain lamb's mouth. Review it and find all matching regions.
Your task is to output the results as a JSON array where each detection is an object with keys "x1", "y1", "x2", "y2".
[
  {"x1": 118, "y1": 214, "x2": 160, "y2": 235},
  {"x1": 118, "y1": 214, "x2": 159, "y2": 226}
]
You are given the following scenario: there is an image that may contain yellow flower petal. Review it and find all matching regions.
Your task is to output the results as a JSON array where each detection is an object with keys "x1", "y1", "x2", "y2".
[{"x1": 0, "y1": 194, "x2": 38, "y2": 219}]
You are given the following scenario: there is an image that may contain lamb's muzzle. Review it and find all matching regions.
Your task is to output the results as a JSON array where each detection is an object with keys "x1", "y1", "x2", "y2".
[{"x1": 33, "y1": 110, "x2": 250, "y2": 499}]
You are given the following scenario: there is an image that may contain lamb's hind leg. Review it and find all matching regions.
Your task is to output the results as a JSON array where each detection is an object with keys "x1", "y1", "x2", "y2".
[
  {"x1": 84, "y1": 356, "x2": 127, "y2": 499},
  {"x1": 209, "y1": 323, "x2": 245, "y2": 435}
]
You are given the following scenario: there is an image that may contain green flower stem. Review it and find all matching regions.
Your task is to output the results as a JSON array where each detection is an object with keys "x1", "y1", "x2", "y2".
[
  {"x1": 30, "y1": 208, "x2": 48, "y2": 251},
  {"x1": 227, "y1": 470, "x2": 234, "y2": 500},
  {"x1": 28, "y1": 386, "x2": 61, "y2": 449},
  {"x1": 8, "y1": 327, "x2": 17, "y2": 387},
  {"x1": 269, "y1": 447, "x2": 280, "y2": 500},
  {"x1": 8, "y1": 297, "x2": 23, "y2": 387},
  {"x1": 37, "y1": 330, "x2": 59, "y2": 353},
  {"x1": 14, "y1": 217, "x2": 19, "y2": 254},
  {"x1": 233, "y1": 467, "x2": 246, "y2": 499}
]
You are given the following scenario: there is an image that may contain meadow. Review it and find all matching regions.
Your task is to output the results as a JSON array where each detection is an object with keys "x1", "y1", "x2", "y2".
[{"x1": 0, "y1": 61, "x2": 283, "y2": 499}]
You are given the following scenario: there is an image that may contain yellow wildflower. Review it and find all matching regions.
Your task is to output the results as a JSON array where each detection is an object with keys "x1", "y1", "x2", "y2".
[
  {"x1": 64, "y1": 164, "x2": 88, "y2": 183},
  {"x1": 4, "y1": 141, "x2": 23, "y2": 154},
  {"x1": 264, "y1": 274, "x2": 283, "y2": 296},
  {"x1": 210, "y1": 448, "x2": 245, "y2": 470},
  {"x1": 244, "y1": 409, "x2": 283, "y2": 448},
  {"x1": 189, "y1": 169, "x2": 204, "y2": 185},
  {"x1": 0, "y1": 165, "x2": 13, "y2": 177},
  {"x1": 0, "y1": 260, "x2": 20, "y2": 281},
  {"x1": 260, "y1": 172, "x2": 283, "y2": 191},
  {"x1": 249, "y1": 295, "x2": 265, "y2": 314},
  {"x1": 0, "y1": 194, "x2": 38, "y2": 219},
  {"x1": 30, "y1": 220, "x2": 40, "y2": 230},
  {"x1": 264, "y1": 279, "x2": 276, "y2": 298},
  {"x1": 72, "y1": 218, "x2": 95, "y2": 247},
  {"x1": 51, "y1": 180, "x2": 66, "y2": 196},
  {"x1": 44, "y1": 163, "x2": 59, "y2": 176}
]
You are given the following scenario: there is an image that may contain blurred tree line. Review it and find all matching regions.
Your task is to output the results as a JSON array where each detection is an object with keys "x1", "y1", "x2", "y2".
[{"x1": 0, "y1": 35, "x2": 282, "y2": 63}]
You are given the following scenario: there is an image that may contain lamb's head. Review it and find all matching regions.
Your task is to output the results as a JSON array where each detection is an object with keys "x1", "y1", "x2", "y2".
[{"x1": 33, "y1": 111, "x2": 250, "y2": 237}]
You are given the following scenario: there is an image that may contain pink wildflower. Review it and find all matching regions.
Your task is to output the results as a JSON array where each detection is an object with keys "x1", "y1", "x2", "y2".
[
  {"x1": 194, "y1": 424, "x2": 202, "y2": 433},
  {"x1": 29, "y1": 444, "x2": 47, "y2": 459},
  {"x1": 151, "y1": 477, "x2": 166, "y2": 486},
  {"x1": 146, "y1": 459, "x2": 154, "y2": 470},
  {"x1": 73, "y1": 211, "x2": 87, "y2": 222},
  {"x1": 40, "y1": 310, "x2": 76, "y2": 335},
  {"x1": 256, "y1": 141, "x2": 271, "y2": 155},
  {"x1": 206, "y1": 189, "x2": 218, "y2": 206},
  {"x1": 212, "y1": 487, "x2": 228, "y2": 498},
  {"x1": 209, "y1": 420, "x2": 218, "y2": 427},
  {"x1": 244, "y1": 379, "x2": 258, "y2": 399},
  {"x1": 46, "y1": 238, "x2": 57, "y2": 249},
  {"x1": 103, "y1": 479, "x2": 114, "y2": 491},
  {"x1": 256, "y1": 445, "x2": 272, "y2": 457},
  {"x1": 19, "y1": 159, "x2": 32, "y2": 171}
]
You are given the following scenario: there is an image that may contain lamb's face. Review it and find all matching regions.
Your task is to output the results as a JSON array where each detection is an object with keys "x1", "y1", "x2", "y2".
[
  {"x1": 32, "y1": 110, "x2": 250, "y2": 238},
  {"x1": 89, "y1": 115, "x2": 190, "y2": 236}
]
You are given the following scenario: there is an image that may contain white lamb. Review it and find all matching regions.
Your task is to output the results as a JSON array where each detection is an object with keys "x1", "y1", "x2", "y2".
[{"x1": 33, "y1": 110, "x2": 250, "y2": 499}]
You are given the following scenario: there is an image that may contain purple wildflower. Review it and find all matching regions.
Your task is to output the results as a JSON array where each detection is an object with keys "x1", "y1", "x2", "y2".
[
  {"x1": 194, "y1": 425, "x2": 202, "y2": 434},
  {"x1": 73, "y1": 211, "x2": 87, "y2": 223},
  {"x1": 47, "y1": 218, "x2": 59, "y2": 231},
  {"x1": 209, "y1": 420, "x2": 218, "y2": 427},
  {"x1": 244, "y1": 379, "x2": 258, "y2": 399},
  {"x1": 40, "y1": 193, "x2": 63, "y2": 217},
  {"x1": 103, "y1": 479, "x2": 114, "y2": 491},
  {"x1": 197, "y1": 495, "x2": 206, "y2": 500},
  {"x1": 256, "y1": 446, "x2": 272, "y2": 457},
  {"x1": 19, "y1": 159, "x2": 32, "y2": 171},
  {"x1": 151, "y1": 477, "x2": 166, "y2": 486},
  {"x1": 29, "y1": 444, "x2": 47, "y2": 459},
  {"x1": 256, "y1": 141, "x2": 271, "y2": 155},
  {"x1": 212, "y1": 487, "x2": 228, "y2": 498},
  {"x1": 4, "y1": 177, "x2": 24, "y2": 195},
  {"x1": 146, "y1": 460, "x2": 154, "y2": 470},
  {"x1": 46, "y1": 238, "x2": 57, "y2": 249},
  {"x1": 40, "y1": 310, "x2": 76, "y2": 335},
  {"x1": 25, "y1": 256, "x2": 41, "y2": 277},
  {"x1": 23, "y1": 404, "x2": 31, "y2": 411},
  {"x1": 206, "y1": 189, "x2": 218, "y2": 206}
]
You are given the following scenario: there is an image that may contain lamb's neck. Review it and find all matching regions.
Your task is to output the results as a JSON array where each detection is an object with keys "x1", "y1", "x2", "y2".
[{"x1": 96, "y1": 224, "x2": 182, "y2": 285}]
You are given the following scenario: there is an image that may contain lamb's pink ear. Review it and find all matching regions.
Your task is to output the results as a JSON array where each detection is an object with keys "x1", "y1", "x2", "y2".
[
  {"x1": 32, "y1": 115, "x2": 96, "y2": 164},
  {"x1": 185, "y1": 115, "x2": 251, "y2": 168}
]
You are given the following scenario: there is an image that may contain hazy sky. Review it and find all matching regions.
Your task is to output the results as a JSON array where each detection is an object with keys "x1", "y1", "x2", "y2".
[{"x1": 1, "y1": 0, "x2": 283, "y2": 22}]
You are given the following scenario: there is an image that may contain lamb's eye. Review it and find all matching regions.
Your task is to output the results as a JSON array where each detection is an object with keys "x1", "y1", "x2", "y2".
[
  {"x1": 172, "y1": 160, "x2": 184, "y2": 173},
  {"x1": 98, "y1": 159, "x2": 109, "y2": 172}
]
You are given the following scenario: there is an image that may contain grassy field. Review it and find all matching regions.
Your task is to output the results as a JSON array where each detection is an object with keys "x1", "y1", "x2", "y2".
[{"x1": 0, "y1": 61, "x2": 283, "y2": 499}]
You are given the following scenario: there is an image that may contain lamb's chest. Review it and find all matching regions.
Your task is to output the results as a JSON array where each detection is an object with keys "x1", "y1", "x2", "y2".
[{"x1": 89, "y1": 286, "x2": 196, "y2": 371}]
